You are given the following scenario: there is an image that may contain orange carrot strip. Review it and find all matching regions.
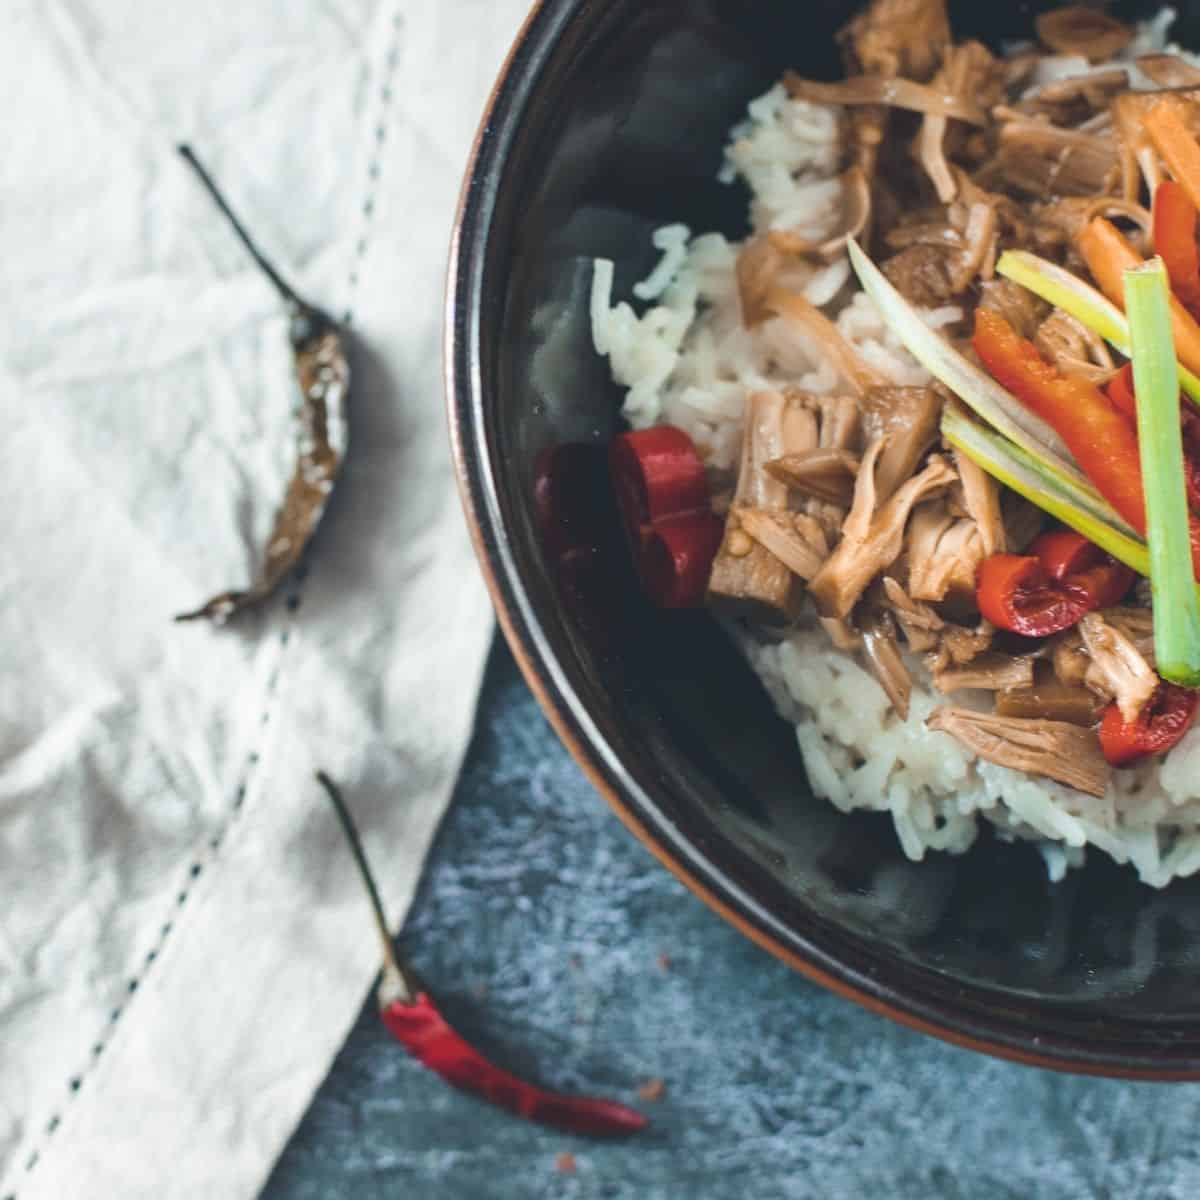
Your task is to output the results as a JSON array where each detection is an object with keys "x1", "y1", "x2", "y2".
[
  {"x1": 1145, "y1": 99, "x2": 1200, "y2": 213},
  {"x1": 1080, "y1": 217, "x2": 1200, "y2": 380}
]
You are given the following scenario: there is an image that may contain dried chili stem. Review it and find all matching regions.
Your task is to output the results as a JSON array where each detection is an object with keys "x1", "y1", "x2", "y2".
[
  {"x1": 178, "y1": 144, "x2": 303, "y2": 310},
  {"x1": 315, "y1": 771, "x2": 416, "y2": 1004}
]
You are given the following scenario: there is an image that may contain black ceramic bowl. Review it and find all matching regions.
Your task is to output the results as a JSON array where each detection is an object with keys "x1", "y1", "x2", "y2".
[{"x1": 447, "y1": 0, "x2": 1200, "y2": 1076}]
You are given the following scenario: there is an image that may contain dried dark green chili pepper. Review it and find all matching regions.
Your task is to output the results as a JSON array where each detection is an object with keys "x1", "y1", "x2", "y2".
[{"x1": 175, "y1": 145, "x2": 348, "y2": 624}]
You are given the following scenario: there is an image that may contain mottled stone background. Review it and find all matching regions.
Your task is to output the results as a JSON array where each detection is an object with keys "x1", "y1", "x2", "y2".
[{"x1": 262, "y1": 638, "x2": 1200, "y2": 1199}]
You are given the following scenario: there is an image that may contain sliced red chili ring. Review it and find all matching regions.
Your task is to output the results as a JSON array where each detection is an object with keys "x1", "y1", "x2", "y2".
[
  {"x1": 1099, "y1": 682, "x2": 1200, "y2": 766},
  {"x1": 1027, "y1": 528, "x2": 1134, "y2": 610},
  {"x1": 976, "y1": 553, "x2": 1092, "y2": 638},
  {"x1": 977, "y1": 529, "x2": 1134, "y2": 637},
  {"x1": 533, "y1": 443, "x2": 612, "y2": 561},
  {"x1": 609, "y1": 426, "x2": 711, "y2": 529},
  {"x1": 610, "y1": 425, "x2": 721, "y2": 608},
  {"x1": 638, "y1": 512, "x2": 724, "y2": 608}
]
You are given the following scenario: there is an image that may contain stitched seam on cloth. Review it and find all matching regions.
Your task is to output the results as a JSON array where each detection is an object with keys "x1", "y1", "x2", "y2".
[{"x1": 2, "y1": 6, "x2": 405, "y2": 1196}]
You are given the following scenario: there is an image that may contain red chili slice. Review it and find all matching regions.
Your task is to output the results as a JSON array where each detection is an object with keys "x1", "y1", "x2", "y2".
[
  {"x1": 1028, "y1": 528, "x2": 1098, "y2": 580},
  {"x1": 977, "y1": 530, "x2": 1134, "y2": 637},
  {"x1": 638, "y1": 512, "x2": 724, "y2": 608},
  {"x1": 533, "y1": 443, "x2": 611, "y2": 561},
  {"x1": 1026, "y1": 528, "x2": 1134, "y2": 610},
  {"x1": 1099, "y1": 682, "x2": 1200, "y2": 766},
  {"x1": 610, "y1": 425, "x2": 720, "y2": 608},
  {"x1": 976, "y1": 554, "x2": 1091, "y2": 637},
  {"x1": 609, "y1": 426, "x2": 711, "y2": 529}
]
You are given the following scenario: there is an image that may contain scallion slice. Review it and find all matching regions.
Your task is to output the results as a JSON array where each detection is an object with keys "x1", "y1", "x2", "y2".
[
  {"x1": 942, "y1": 406, "x2": 1153, "y2": 578},
  {"x1": 848, "y1": 240, "x2": 1078, "y2": 467},
  {"x1": 1125, "y1": 259, "x2": 1200, "y2": 687},
  {"x1": 998, "y1": 249, "x2": 1200, "y2": 407}
]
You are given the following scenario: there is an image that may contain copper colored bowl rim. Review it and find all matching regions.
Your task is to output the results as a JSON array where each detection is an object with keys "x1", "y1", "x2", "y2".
[{"x1": 444, "y1": 0, "x2": 1200, "y2": 1079}]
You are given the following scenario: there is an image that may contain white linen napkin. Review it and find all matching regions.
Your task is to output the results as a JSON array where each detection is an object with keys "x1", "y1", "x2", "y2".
[{"x1": 0, "y1": 1, "x2": 528, "y2": 1195}]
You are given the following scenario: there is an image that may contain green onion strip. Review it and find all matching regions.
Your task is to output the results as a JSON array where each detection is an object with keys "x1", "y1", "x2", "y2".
[
  {"x1": 998, "y1": 249, "x2": 1200, "y2": 407},
  {"x1": 1125, "y1": 259, "x2": 1200, "y2": 687}
]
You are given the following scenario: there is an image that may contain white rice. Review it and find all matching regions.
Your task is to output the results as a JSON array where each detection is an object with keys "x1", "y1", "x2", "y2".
[{"x1": 589, "y1": 9, "x2": 1200, "y2": 887}]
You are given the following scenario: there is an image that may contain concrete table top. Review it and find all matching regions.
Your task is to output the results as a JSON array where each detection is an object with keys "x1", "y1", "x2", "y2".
[{"x1": 262, "y1": 638, "x2": 1200, "y2": 1200}]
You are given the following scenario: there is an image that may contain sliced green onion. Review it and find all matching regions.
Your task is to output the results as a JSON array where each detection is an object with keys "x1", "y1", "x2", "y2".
[
  {"x1": 848, "y1": 239, "x2": 1080, "y2": 469},
  {"x1": 942, "y1": 405, "x2": 1153, "y2": 577},
  {"x1": 997, "y1": 249, "x2": 1200, "y2": 407},
  {"x1": 1125, "y1": 258, "x2": 1200, "y2": 687}
]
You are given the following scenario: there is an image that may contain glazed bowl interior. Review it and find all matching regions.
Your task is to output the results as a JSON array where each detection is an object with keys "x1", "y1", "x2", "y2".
[{"x1": 450, "y1": 0, "x2": 1200, "y2": 1074}]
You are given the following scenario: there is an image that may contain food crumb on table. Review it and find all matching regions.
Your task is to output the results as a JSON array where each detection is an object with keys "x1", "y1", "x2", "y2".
[
  {"x1": 554, "y1": 1152, "x2": 577, "y2": 1174},
  {"x1": 637, "y1": 1078, "x2": 666, "y2": 1102}
]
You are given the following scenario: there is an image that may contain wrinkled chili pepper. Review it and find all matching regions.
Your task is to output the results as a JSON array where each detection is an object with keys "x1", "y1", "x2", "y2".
[
  {"x1": 610, "y1": 425, "x2": 722, "y2": 607},
  {"x1": 1153, "y1": 180, "x2": 1200, "y2": 321},
  {"x1": 1105, "y1": 363, "x2": 1200, "y2": 513},
  {"x1": 315, "y1": 772, "x2": 648, "y2": 1137},
  {"x1": 976, "y1": 528, "x2": 1133, "y2": 637},
  {"x1": 175, "y1": 146, "x2": 348, "y2": 624},
  {"x1": 974, "y1": 308, "x2": 1200, "y2": 576},
  {"x1": 1099, "y1": 682, "x2": 1200, "y2": 766}
]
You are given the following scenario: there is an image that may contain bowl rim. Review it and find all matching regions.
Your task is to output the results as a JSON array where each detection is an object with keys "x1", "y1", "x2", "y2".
[{"x1": 444, "y1": 0, "x2": 1200, "y2": 1081}]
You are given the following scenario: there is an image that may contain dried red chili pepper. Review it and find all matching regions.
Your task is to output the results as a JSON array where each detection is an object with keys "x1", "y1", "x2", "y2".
[
  {"x1": 175, "y1": 146, "x2": 348, "y2": 624},
  {"x1": 609, "y1": 425, "x2": 722, "y2": 607},
  {"x1": 1099, "y1": 682, "x2": 1200, "y2": 766},
  {"x1": 315, "y1": 772, "x2": 648, "y2": 1138}
]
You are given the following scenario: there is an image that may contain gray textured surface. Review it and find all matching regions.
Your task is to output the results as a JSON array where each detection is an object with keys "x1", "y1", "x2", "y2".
[{"x1": 262, "y1": 637, "x2": 1200, "y2": 1200}]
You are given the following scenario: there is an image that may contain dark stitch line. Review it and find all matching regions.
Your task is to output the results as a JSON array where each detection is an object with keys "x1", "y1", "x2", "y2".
[{"x1": 10, "y1": 9, "x2": 405, "y2": 1192}]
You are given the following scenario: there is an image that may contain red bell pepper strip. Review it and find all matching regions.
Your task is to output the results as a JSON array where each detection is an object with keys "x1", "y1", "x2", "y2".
[
  {"x1": 1099, "y1": 682, "x2": 1200, "y2": 766},
  {"x1": 638, "y1": 513, "x2": 724, "y2": 609},
  {"x1": 533, "y1": 443, "x2": 613, "y2": 562},
  {"x1": 316, "y1": 773, "x2": 648, "y2": 1138},
  {"x1": 1153, "y1": 180, "x2": 1200, "y2": 321},
  {"x1": 1104, "y1": 363, "x2": 1200, "y2": 514},
  {"x1": 610, "y1": 425, "x2": 721, "y2": 608},
  {"x1": 974, "y1": 309, "x2": 1148, "y2": 531},
  {"x1": 973, "y1": 308, "x2": 1200, "y2": 576},
  {"x1": 976, "y1": 530, "x2": 1133, "y2": 637}
]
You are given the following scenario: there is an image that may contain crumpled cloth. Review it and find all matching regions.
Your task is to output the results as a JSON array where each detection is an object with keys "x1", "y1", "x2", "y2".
[{"x1": 0, "y1": 1, "x2": 526, "y2": 1196}]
